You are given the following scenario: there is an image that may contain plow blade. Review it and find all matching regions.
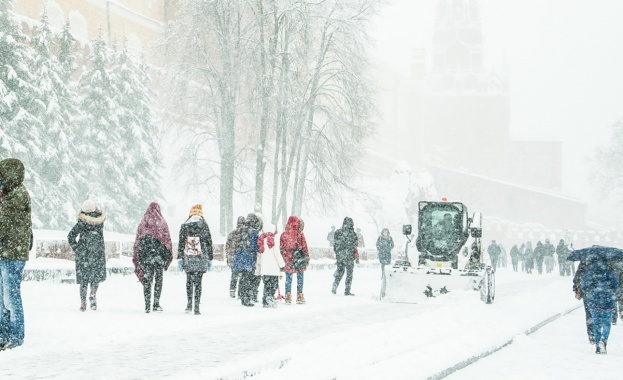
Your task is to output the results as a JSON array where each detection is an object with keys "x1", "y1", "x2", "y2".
[{"x1": 381, "y1": 264, "x2": 495, "y2": 304}]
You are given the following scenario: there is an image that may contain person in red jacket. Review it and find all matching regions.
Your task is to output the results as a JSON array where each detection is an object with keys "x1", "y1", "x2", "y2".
[{"x1": 280, "y1": 216, "x2": 310, "y2": 304}]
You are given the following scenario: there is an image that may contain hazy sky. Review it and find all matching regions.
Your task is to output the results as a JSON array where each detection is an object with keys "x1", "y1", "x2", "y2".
[{"x1": 369, "y1": 0, "x2": 623, "y2": 208}]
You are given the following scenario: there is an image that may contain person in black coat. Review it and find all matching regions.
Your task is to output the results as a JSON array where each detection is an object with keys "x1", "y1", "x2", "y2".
[
  {"x1": 574, "y1": 261, "x2": 595, "y2": 345},
  {"x1": 332, "y1": 217, "x2": 359, "y2": 296},
  {"x1": 510, "y1": 244, "x2": 521, "y2": 272},
  {"x1": 67, "y1": 200, "x2": 107, "y2": 312},
  {"x1": 376, "y1": 228, "x2": 394, "y2": 272},
  {"x1": 178, "y1": 204, "x2": 213, "y2": 315},
  {"x1": 133, "y1": 202, "x2": 173, "y2": 313},
  {"x1": 534, "y1": 241, "x2": 545, "y2": 274}
]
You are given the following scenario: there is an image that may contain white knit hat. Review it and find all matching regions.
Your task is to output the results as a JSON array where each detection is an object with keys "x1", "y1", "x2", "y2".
[{"x1": 81, "y1": 199, "x2": 96, "y2": 213}]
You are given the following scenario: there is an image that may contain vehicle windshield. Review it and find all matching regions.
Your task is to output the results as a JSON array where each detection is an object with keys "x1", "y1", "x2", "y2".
[{"x1": 418, "y1": 204, "x2": 464, "y2": 258}]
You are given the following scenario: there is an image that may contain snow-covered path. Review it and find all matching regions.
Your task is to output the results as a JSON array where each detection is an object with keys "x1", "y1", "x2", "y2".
[
  {"x1": 447, "y1": 303, "x2": 623, "y2": 380},
  {"x1": 1, "y1": 266, "x2": 613, "y2": 379}
]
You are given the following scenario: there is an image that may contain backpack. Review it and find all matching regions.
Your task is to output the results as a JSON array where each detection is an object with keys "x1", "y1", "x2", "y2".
[
  {"x1": 184, "y1": 222, "x2": 206, "y2": 257},
  {"x1": 292, "y1": 233, "x2": 309, "y2": 271}
]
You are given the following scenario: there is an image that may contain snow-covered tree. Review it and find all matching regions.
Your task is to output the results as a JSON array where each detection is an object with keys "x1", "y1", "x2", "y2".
[
  {"x1": 57, "y1": 19, "x2": 77, "y2": 83},
  {"x1": 274, "y1": 0, "x2": 381, "y2": 221},
  {"x1": 109, "y1": 46, "x2": 163, "y2": 224},
  {"x1": 592, "y1": 118, "x2": 623, "y2": 206},
  {"x1": 162, "y1": 0, "x2": 255, "y2": 235},
  {"x1": 0, "y1": 0, "x2": 47, "y2": 226},
  {"x1": 74, "y1": 33, "x2": 133, "y2": 231},
  {"x1": 28, "y1": 8, "x2": 83, "y2": 229}
]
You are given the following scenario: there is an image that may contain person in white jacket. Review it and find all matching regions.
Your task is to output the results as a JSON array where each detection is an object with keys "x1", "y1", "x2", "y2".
[{"x1": 255, "y1": 214, "x2": 286, "y2": 308}]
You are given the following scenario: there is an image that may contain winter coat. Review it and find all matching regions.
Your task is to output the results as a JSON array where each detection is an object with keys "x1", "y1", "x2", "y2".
[
  {"x1": 556, "y1": 242, "x2": 570, "y2": 262},
  {"x1": 133, "y1": 202, "x2": 173, "y2": 281},
  {"x1": 572, "y1": 261, "x2": 584, "y2": 295},
  {"x1": 232, "y1": 216, "x2": 259, "y2": 273},
  {"x1": 226, "y1": 217, "x2": 245, "y2": 268},
  {"x1": 139, "y1": 235, "x2": 172, "y2": 268},
  {"x1": 67, "y1": 210, "x2": 107, "y2": 284},
  {"x1": 581, "y1": 260, "x2": 619, "y2": 310},
  {"x1": 487, "y1": 243, "x2": 501, "y2": 259},
  {"x1": 543, "y1": 242, "x2": 555, "y2": 257},
  {"x1": 256, "y1": 222, "x2": 286, "y2": 277},
  {"x1": 279, "y1": 216, "x2": 310, "y2": 273},
  {"x1": 0, "y1": 159, "x2": 32, "y2": 261},
  {"x1": 334, "y1": 217, "x2": 358, "y2": 265},
  {"x1": 178, "y1": 216, "x2": 213, "y2": 273},
  {"x1": 523, "y1": 246, "x2": 534, "y2": 269},
  {"x1": 534, "y1": 242, "x2": 544, "y2": 261},
  {"x1": 376, "y1": 231, "x2": 394, "y2": 265},
  {"x1": 510, "y1": 245, "x2": 521, "y2": 263}
]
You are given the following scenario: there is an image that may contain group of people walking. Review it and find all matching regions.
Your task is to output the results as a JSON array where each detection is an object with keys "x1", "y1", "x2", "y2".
[
  {"x1": 227, "y1": 213, "x2": 300, "y2": 307},
  {"x1": 496, "y1": 239, "x2": 575, "y2": 275},
  {"x1": 69, "y1": 200, "x2": 214, "y2": 315}
]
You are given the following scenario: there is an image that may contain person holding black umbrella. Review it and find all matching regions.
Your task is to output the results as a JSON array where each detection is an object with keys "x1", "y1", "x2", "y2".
[{"x1": 577, "y1": 251, "x2": 620, "y2": 354}]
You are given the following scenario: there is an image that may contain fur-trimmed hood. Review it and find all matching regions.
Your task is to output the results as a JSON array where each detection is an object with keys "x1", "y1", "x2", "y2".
[{"x1": 78, "y1": 210, "x2": 106, "y2": 225}]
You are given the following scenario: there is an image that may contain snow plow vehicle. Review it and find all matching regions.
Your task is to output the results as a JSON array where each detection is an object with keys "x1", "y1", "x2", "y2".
[{"x1": 381, "y1": 200, "x2": 495, "y2": 304}]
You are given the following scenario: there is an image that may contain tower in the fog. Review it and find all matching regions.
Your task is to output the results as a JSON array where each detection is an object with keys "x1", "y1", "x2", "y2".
[
  {"x1": 408, "y1": 0, "x2": 584, "y2": 229},
  {"x1": 411, "y1": 0, "x2": 511, "y2": 177}
]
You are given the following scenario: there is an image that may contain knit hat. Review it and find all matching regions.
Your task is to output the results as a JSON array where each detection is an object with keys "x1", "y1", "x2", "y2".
[
  {"x1": 81, "y1": 199, "x2": 96, "y2": 213},
  {"x1": 189, "y1": 204, "x2": 203, "y2": 218}
]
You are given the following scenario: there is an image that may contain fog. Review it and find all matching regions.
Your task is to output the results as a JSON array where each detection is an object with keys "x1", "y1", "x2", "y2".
[{"x1": 369, "y1": 0, "x2": 623, "y2": 224}]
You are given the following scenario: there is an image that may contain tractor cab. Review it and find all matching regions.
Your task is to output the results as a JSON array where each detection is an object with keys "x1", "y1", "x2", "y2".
[{"x1": 416, "y1": 201, "x2": 470, "y2": 268}]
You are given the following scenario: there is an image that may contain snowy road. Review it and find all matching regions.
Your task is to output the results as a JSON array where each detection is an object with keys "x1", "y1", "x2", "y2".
[{"x1": 0, "y1": 266, "x2": 612, "y2": 379}]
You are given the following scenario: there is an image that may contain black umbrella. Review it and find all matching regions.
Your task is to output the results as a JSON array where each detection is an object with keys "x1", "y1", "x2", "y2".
[{"x1": 567, "y1": 245, "x2": 623, "y2": 262}]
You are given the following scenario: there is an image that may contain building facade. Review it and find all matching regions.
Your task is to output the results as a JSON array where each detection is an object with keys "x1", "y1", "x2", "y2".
[{"x1": 13, "y1": 0, "x2": 167, "y2": 62}]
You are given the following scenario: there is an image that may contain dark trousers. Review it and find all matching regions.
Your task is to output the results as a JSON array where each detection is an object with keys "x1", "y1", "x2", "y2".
[
  {"x1": 79, "y1": 281, "x2": 100, "y2": 300},
  {"x1": 583, "y1": 298, "x2": 595, "y2": 341},
  {"x1": 230, "y1": 270, "x2": 241, "y2": 295},
  {"x1": 490, "y1": 257, "x2": 499, "y2": 270},
  {"x1": 536, "y1": 258, "x2": 544, "y2": 274},
  {"x1": 186, "y1": 272, "x2": 204, "y2": 309},
  {"x1": 239, "y1": 271, "x2": 255, "y2": 305},
  {"x1": 262, "y1": 276, "x2": 279, "y2": 305},
  {"x1": 143, "y1": 265, "x2": 163, "y2": 307},
  {"x1": 251, "y1": 274, "x2": 262, "y2": 301},
  {"x1": 333, "y1": 261, "x2": 354, "y2": 293}
]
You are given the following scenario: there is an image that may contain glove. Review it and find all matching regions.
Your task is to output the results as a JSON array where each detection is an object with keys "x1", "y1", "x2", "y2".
[
  {"x1": 575, "y1": 291, "x2": 581, "y2": 300},
  {"x1": 356, "y1": 258, "x2": 360, "y2": 264},
  {"x1": 280, "y1": 267, "x2": 285, "y2": 272}
]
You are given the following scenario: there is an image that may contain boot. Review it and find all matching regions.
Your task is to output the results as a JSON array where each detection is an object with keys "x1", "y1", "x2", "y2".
[
  {"x1": 194, "y1": 304, "x2": 201, "y2": 315},
  {"x1": 331, "y1": 283, "x2": 338, "y2": 295},
  {"x1": 263, "y1": 295, "x2": 276, "y2": 308},
  {"x1": 80, "y1": 299, "x2": 87, "y2": 312},
  {"x1": 241, "y1": 297, "x2": 255, "y2": 307},
  {"x1": 153, "y1": 299, "x2": 163, "y2": 312},
  {"x1": 145, "y1": 301, "x2": 151, "y2": 313},
  {"x1": 230, "y1": 290, "x2": 236, "y2": 298},
  {"x1": 285, "y1": 293, "x2": 292, "y2": 305},
  {"x1": 296, "y1": 293, "x2": 306, "y2": 304},
  {"x1": 89, "y1": 295, "x2": 97, "y2": 311},
  {"x1": 601, "y1": 340, "x2": 607, "y2": 355},
  {"x1": 185, "y1": 299, "x2": 192, "y2": 313}
]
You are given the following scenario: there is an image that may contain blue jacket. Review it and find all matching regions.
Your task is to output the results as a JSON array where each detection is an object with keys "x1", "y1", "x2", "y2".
[
  {"x1": 581, "y1": 261, "x2": 619, "y2": 310},
  {"x1": 232, "y1": 230, "x2": 258, "y2": 272}
]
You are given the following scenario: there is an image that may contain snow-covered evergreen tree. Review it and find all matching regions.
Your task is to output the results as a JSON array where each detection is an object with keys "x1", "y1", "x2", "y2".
[
  {"x1": 0, "y1": 0, "x2": 47, "y2": 226},
  {"x1": 57, "y1": 19, "x2": 77, "y2": 83},
  {"x1": 29, "y1": 8, "x2": 83, "y2": 229},
  {"x1": 75, "y1": 33, "x2": 131, "y2": 231},
  {"x1": 109, "y1": 45, "x2": 163, "y2": 226}
]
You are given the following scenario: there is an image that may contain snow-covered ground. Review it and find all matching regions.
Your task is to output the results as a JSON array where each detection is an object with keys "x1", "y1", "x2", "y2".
[{"x1": 3, "y1": 265, "x2": 622, "y2": 379}]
